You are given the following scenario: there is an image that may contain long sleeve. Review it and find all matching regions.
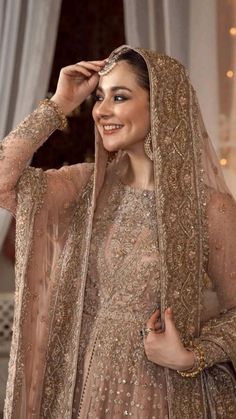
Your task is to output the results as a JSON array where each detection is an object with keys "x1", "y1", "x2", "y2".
[
  {"x1": 0, "y1": 103, "x2": 93, "y2": 217},
  {"x1": 0, "y1": 103, "x2": 64, "y2": 215},
  {"x1": 197, "y1": 191, "x2": 236, "y2": 369}
]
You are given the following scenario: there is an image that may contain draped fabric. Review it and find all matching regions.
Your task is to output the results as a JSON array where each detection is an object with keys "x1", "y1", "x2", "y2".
[
  {"x1": 217, "y1": 0, "x2": 236, "y2": 198},
  {"x1": 123, "y1": 0, "x2": 219, "y2": 149},
  {"x1": 0, "y1": 45, "x2": 236, "y2": 418}
]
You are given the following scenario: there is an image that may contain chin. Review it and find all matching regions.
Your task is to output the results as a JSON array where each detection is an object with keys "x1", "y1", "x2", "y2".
[
  {"x1": 102, "y1": 140, "x2": 121, "y2": 153},
  {"x1": 104, "y1": 146, "x2": 120, "y2": 154}
]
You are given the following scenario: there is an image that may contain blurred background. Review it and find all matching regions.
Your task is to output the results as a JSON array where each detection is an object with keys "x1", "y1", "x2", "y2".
[{"x1": 0, "y1": 0, "x2": 235, "y2": 413}]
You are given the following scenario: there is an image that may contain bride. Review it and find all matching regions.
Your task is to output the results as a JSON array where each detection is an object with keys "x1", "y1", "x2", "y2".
[{"x1": 1, "y1": 45, "x2": 236, "y2": 418}]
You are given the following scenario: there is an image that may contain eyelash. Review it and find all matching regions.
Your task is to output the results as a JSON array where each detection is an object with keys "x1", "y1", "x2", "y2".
[{"x1": 95, "y1": 95, "x2": 128, "y2": 102}]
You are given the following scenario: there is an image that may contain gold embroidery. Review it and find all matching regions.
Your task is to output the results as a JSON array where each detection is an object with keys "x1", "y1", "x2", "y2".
[
  {"x1": 4, "y1": 168, "x2": 46, "y2": 418},
  {"x1": 40, "y1": 178, "x2": 94, "y2": 418},
  {"x1": 136, "y1": 48, "x2": 209, "y2": 417},
  {"x1": 3, "y1": 46, "x2": 236, "y2": 418},
  {"x1": 72, "y1": 174, "x2": 164, "y2": 416},
  {"x1": 10, "y1": 103, "x2": 63, "y2": 144}
]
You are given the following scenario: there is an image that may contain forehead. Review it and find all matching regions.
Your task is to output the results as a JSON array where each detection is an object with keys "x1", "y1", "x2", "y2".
[{"x1": 98, "y1": 60, "x2": 140, "y2": 90}]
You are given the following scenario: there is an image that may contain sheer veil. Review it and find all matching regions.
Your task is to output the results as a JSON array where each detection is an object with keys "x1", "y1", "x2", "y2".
[
  {"x1": 100, "y1": 45, "x2": 236, "y2": 415},
  {"x1": 1, "y1": 44, "x2": 236, "y2": 418}
]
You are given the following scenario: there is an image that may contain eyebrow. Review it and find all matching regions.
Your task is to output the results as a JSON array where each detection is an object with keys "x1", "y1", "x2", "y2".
[{"x1": 96, "y1": 86, "x2": 132, "y2": 93}]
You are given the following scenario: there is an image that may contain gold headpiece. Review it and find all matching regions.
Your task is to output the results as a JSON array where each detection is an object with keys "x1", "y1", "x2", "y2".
[{"x1": 98, "y1": 46, "x2": 130, "y2": 76}]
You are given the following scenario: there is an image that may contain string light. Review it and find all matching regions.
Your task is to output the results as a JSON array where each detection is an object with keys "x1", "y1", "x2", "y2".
[
  {"x1": 220, "y1": 158, "x2": 228, "y2": 166},
  {"x1": 226, "y1": 70, "x2": 234, "y2": 78},
  {"x1": 229, "y1": 27, "x2": 236, "y2": 36}
]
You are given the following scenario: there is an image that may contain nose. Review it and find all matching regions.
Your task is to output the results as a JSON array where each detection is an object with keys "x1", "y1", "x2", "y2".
[{"x1": 94, "y1": 98, "x2": 113, "y2": 119}]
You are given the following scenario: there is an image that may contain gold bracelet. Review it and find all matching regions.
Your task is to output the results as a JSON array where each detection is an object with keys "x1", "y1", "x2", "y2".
[
  {"x1": 39, "y1": 98, "x2": 68, "y2": 131},
  {"x1": 177, "y1": 344, "x2": 206, "y2": 378}
]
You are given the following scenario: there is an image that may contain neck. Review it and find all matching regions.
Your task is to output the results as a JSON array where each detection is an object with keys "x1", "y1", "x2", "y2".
[{"x1": 122, "y1": 150, "x2": 154, "y2": 190}]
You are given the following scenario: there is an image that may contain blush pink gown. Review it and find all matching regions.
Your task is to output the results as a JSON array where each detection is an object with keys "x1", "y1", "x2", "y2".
[{"x1": 71, "y1": 171, "x2": 169, "y2": 418}]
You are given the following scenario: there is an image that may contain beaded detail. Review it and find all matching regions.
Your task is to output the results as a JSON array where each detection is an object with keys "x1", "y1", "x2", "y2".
[
  {"x1": 177, "y1": 344, "x2": 206, "y2": 378},
  {"x1": 71, "y1": 172, "x2": 169, "y2": 418},
  {"x1": 2, "y1": 46, "x2": 236, "y2": 419},
  {"x1": 39, "y1": 99, "x2": 68, "y2": 130},
  {"x1": 144, "y1": 132, "x2": 153, "y2": 161}
]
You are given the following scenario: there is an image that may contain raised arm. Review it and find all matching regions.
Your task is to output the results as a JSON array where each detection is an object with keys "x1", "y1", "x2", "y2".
[{"x1": 0, "y1": 59, "x2": 106, "y2": 215}]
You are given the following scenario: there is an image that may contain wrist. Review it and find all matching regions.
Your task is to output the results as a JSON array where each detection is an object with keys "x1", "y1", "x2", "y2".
[
  {"x1": 177, "y1": 349, "x2": 195, "y2": 371},
  {"x1": 50, "y1": 94, "x2": 76, "y2": 116},
  {"x1": 39, "y1": 99, "x2": 68, "y2": 131},
  {"x1": 177, "y1": 344, "x2": 207, "y2": 378}
]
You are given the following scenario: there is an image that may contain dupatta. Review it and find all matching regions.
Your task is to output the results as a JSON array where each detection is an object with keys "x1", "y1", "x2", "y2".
[{"x1": 2, "y1": 45, "x2": 236, "y2": 418}]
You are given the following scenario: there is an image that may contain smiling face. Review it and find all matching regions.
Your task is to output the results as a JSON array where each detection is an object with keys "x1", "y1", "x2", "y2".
[{"x1": 92, "y1": 60, "x2": 150, "y2": 154}]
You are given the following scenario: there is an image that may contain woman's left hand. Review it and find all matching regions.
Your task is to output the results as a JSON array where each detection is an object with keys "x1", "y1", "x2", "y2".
[{"x1": 143, "y1": 308, "x2": 195, "y2": 371}]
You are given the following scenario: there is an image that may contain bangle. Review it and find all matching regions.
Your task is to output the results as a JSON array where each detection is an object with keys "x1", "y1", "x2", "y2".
[
  {"x1": 177, "y1": 344, "x2": 206, "y2": 378},
  {"x1": 39, "y1": 99, "x2": 68, "y2": 131}
]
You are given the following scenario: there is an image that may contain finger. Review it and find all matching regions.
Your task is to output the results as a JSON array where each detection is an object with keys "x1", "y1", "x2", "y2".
[
  {"x1": 76, "y1": 61, "x2": 105, "y2": 71},
  {"x1": 72, "y1": 65, "x2": 92, "y2": 77},
  {"x1": 146, "y1": 309, "x2": 160, "y2": 328},
  {"x1": 165, "y1": 307, "x2": 173, "y2": 320},
  {"x1": 154, "y1": 320, "x2": 162, "y2": 330},
  {"x1": 62, "y1": 65, "x2": 92, "y2": 78},
  {"x1": 88, "y1": 59, "x2": 107, "y2": 65},
  {"x1": 154, "y1": 323, "x2": 163, "y2": 334},
  {"x1": 164, "y1": 307, "x2": 176, "y2": 331},
  {"x1": 141, "y1": 327, "x2": 157, "y2": 341},
  {"x1": 61, "y1": 64, "x2": 89, "y2": 75},
  {"x1": 154, "y1": 329, "x2": 163, "y2": 334}
]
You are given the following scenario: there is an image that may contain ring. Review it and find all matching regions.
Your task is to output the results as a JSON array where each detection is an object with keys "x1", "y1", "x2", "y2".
[{"x1": 140, "y1": 327, "x2": 156, "y2": 338}]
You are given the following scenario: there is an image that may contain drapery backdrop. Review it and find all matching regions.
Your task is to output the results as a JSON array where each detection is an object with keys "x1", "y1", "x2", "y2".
[
  {"x1": 0, "y1": 0, "x2": 62, "y2": 411},
  {"x1": 123, "y1": 0, "x2": 236, "y2": 197},
  {"x1": 123, "y1": 0, "x2": 219, "y2": 149},
  {"x1": 217, "y1": 0, "x2": 236, "y2": 196},
  {"x1": 0, "y1": 0, "x2": 62, "y2": 252}
]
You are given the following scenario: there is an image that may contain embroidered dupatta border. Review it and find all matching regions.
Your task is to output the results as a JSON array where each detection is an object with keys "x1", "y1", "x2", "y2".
[
  {"x1": 4, "y1": 168, "x2": 47, "y2": 418},
  {"x1": 135, "y1": 48, "x2": 207, "y2": 417}
]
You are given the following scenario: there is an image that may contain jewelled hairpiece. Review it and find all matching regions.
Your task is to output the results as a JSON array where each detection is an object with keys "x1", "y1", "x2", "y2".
[
  {"x1": 98, "y1": 61, "x2": 117, "y2": 76},
  {"x1": 98, "y1": 47, "x2": 131, "y2": 76}
]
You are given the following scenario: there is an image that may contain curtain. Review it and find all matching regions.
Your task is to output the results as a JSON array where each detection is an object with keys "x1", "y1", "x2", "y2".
[
  {"x1": 0, "y1": 1, "x2": 62, "y2": 409},
  {"x1": 123, "y1": 0, "x2": 236, "y2": 198},
  {"x1": 0, "y1": 0, "x2": 62, "y2": 251},
  {"x1": 217, "y1": 0, "x2": 236, "y2": 197},
  {"x1": 123, "y1": 0, "x2": 219, "y2": 149}
]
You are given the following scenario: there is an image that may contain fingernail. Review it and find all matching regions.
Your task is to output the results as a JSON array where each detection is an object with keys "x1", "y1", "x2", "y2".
[{"x1": 152, "y1": 304, "x2": 160, "y2": 314}]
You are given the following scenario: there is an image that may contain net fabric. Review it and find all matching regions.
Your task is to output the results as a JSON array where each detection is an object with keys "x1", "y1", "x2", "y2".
[
  {"x1": 0, "y1": 45, "x2": 235, "y2": 418},
  {"x1": 0, "y1": 106, "x2": 93, "y2": 418},
  {"x1": 195, "y1": 100, "x2": 236, "y2": 371},
  {"x1": 71, "y1": 167, "x2": 169, "y2": 418},
  {"x1": 97, "y1": 46, "x2": 236, "y2": 417}
]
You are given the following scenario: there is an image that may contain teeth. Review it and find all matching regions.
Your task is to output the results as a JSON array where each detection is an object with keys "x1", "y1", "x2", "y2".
[{"x1": 104, "y1": 125, "x2": 122, "y2": 131}]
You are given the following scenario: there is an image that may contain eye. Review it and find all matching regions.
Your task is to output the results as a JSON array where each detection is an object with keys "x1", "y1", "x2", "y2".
[
  {"x1": 114, "y1": 95, "x2": 127, "y2": 102},
  {"x1": 94, "y1": 94, "x2": 103, "y2": 102}
]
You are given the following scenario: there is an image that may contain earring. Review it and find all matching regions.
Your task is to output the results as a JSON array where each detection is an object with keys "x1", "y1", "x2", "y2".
[{"x1": 144, "y1": 132, "x2": 153, "y2": 161}]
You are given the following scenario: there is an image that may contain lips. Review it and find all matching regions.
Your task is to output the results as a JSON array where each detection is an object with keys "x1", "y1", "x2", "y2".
[{"x1": 102, "y1": 124, "x2": 124, "y2": 134}]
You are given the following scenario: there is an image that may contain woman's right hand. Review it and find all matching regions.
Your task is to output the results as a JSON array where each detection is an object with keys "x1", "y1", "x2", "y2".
[{"x1": 50, "y1": 60, "x2": 106, "y2": 115}]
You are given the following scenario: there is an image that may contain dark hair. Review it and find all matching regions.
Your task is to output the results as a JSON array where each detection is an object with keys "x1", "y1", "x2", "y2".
[{"x1": 116, "y1": 50, "x2": 150, "y2": 92}]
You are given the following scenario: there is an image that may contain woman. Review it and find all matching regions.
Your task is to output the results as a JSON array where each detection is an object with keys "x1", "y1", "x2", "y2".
[{"x1": 1, "y1": 45, "x2": 236, "y2": 418}]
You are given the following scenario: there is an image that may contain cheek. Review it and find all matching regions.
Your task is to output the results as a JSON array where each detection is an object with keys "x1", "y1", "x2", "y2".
[
  {"x1": 134, "y1": 108, "x2": 150, "y2": 133},
  {"x1": 143, "y1": 106, "x2": 151, "y2": 131},
  {"x1": 92, "y1": 104, "x2": 98, "y2": 122}
]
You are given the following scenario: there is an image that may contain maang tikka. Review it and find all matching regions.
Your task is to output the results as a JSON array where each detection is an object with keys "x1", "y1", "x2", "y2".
[
  {"x1": 98, "y1": 47, "x2": 130, "y2": 76},
  {"x1": 144, "y1": 132, "x2": 153, "y2": 161}
]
